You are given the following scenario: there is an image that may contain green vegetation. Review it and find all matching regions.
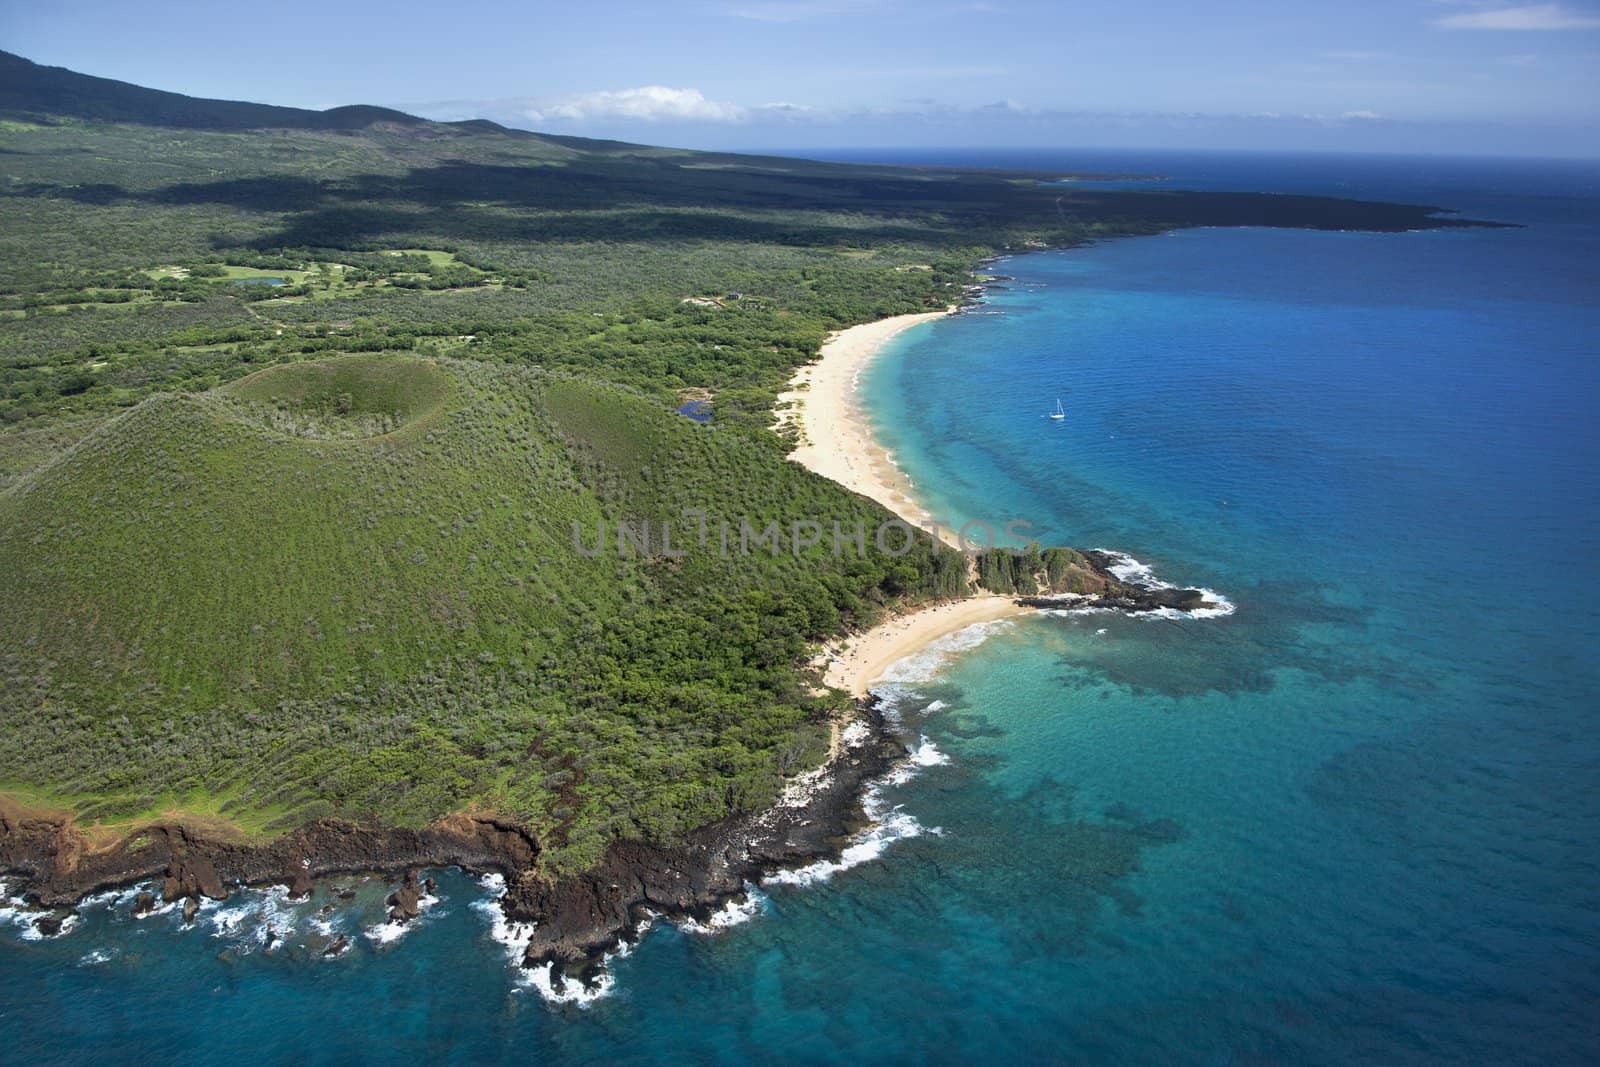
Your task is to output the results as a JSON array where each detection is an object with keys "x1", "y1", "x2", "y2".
[
  {"x1": 218, "y1": 354, "x2": 451, "y2": 438},
  {"x1": 976, "y1": 545, "x2": 1104, "y2": 596},
  {"x1": 0, "y1": 50, "x2": 1480, "y2": 868},
  {"x1": 0, "y1": 354, "x2": 961, "y2": 868}
]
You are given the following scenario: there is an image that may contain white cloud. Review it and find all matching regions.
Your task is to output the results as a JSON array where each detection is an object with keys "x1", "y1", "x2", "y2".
[
  {"x1": 529, "y1": 87, "x2": 747, "y2": 123},
  {"x1": 754, "y1": 102, "x2": 819, "y2": 115},
  {"x1": 1434, "y1": 3, "x2": 1600, "y2": 29},
  {"x1": 1340, "y1": 109, "x2": 1383, "y2": 119}
]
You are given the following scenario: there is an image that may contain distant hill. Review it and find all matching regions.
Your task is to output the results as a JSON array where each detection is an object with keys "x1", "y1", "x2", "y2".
[{"x1": 0, "y1": 49, "x2": 475, "y2": 132}]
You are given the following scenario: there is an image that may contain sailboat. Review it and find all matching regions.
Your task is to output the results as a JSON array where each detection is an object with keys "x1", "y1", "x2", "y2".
[{"x1": 1049, "y1": 397, "x2": 1065, "y2": 421}]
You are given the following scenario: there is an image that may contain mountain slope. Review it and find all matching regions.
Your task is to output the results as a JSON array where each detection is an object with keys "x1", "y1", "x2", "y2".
[
  {"x1": 0, "y1": 49, "x2": 439, "y2": 131},
  {"x1": 0, "y1": 354, "x2": 959, "y2": 868}
]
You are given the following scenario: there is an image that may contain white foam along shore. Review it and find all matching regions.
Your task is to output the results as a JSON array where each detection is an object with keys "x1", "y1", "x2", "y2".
[
  {"x1": 772, "y1": 311, "x2": 1240, "y2": 901},
  {"x1": 1096, "y1": 549, "x2": 1237, "y2": 618},
  {"x1": 821, "y1": 596, "x2": 1025, "y2": 697},
  {"x1": 764, "y1": 722, "x2": 949, "y2": 890},
  {"x1": 473, "y1": 873, "x2": 620, "y2": 1006}
]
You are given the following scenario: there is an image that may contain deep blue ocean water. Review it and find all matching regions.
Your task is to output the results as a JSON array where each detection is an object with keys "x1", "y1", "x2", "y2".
[{"x1": 4, "y1": 152, "x2": 1597, "y2": 1064}]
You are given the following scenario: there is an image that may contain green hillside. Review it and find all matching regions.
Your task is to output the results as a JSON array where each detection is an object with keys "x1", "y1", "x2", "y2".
[{"x1": 0, "y1": 354, "x2": 956, "y2": 869}]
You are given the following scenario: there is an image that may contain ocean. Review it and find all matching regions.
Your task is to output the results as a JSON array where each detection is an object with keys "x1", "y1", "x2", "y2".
[{"x1": 4, "y1": 151, "x2": 1597, "y2": 1064}]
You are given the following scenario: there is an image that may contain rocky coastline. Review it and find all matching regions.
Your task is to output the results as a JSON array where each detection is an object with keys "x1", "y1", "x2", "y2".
[
  {"x1": 1020, "y1": 549, "x2": 1226, "y2": 614},
  {"x1": 0, "y1": 698, "x2": 905, "y2": 989},
  {"x1": 0, "y1": 801, "x2": 540, "y2": 935},
  {"x1": 0, "y1": 551, "x2": 1220, "y2": 988},
  {"x1": 499, "y1": 698, "x2": 904, "y2": 986}
]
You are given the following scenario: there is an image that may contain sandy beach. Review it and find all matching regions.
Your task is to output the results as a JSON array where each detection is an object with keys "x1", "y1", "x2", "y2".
[
  {"x1": 822, "y1": 595, "x2": 1026, "y2": 697},
  {"x1": 779, "y1": 309, "x2": 961, "y2": 550},
  {"x1": 779, "y1": 308, "x2": 1036, "y2": 697}
]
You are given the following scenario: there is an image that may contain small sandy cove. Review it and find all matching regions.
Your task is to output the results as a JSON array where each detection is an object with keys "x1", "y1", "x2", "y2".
[
  {"x1": 821, "y1": 595, "x2": 1025, "y2": 697},
  {"x1": 781, "y1": 309, "x2": 1029, "y2": 696}
]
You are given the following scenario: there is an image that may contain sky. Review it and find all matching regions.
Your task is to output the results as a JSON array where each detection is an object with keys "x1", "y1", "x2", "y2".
[{"x1": 4, "y1": 0, "x2": 1599, "y2": 156}]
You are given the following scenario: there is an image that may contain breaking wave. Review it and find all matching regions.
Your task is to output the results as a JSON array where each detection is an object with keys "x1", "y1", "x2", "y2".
[
  {"x1": 877, "y1": 618, "x2": 1017, "y2": 686},
  {"x1": 362, "y1": 886, "x2": 441, "y2": 947},
  {"x1": 765, "y1": 733, "x2": 950, "y2": 889},
  {"x1": 677, "y1": 884, "x2": 767, "y2": 935},
  {"x1": 472, "y1": 873, "x2": 619, "y2": 1007},
  {"x1": 1096, "y1": 549, "x2": 1236, "y2": 619}
]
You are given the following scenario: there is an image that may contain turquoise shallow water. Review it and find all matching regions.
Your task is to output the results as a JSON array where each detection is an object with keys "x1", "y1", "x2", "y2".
[{"x1": 3, "y1": 154, "x2": 1597, "y2": 1064}]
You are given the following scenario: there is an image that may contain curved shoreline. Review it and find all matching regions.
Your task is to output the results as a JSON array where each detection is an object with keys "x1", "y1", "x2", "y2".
[
  {"x1": 779, "y1": 309, "x2": 961, "y2": 549},
  {"x1": 782, "y1": 306, "x2": 1040, "y2": 697},
  {"x1": 822, "y1": 595, "x2": 1025, "y2": 697}
]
